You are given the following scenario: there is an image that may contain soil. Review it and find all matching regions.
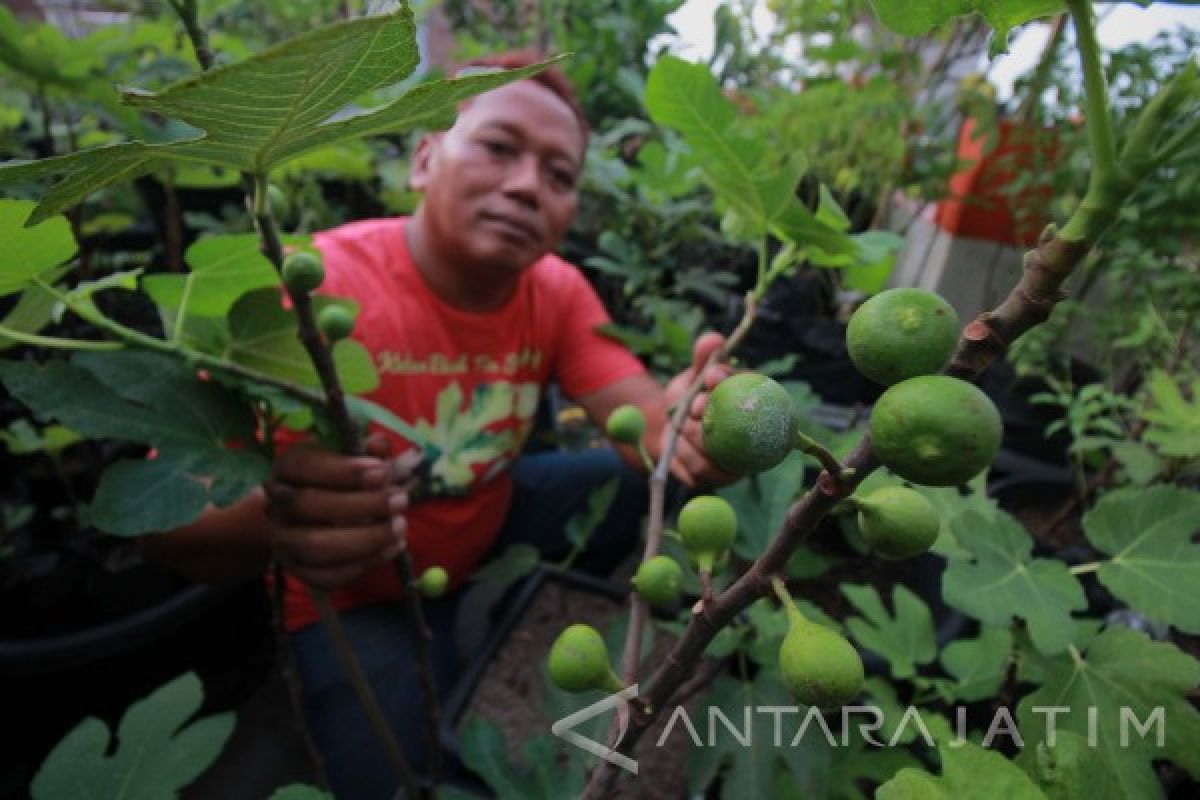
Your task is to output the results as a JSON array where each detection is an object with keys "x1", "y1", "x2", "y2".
[{"x1": 460, "y1": 577, "x2": 692, "y2": 800}]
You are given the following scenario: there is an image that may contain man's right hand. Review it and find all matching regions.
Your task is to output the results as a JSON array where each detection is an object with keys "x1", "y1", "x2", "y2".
[{"x1": 264, "y1": 432, "x2": 412, "y2": 590}]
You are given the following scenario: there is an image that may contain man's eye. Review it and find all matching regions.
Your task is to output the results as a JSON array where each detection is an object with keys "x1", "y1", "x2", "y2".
[
  {"x1": 551, "y1": 169, "x2": 577, "y2": 190},
  {"x1": 483, "y1": 140, "x2": 516, "y2": 156}
]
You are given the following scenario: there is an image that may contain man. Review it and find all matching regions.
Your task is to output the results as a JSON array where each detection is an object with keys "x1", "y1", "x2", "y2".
[{"x1": 145, "y1": 52, "x2": 733, "y2": 798}]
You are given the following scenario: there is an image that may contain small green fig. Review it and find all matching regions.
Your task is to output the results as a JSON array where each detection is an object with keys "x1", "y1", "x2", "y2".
[
  {"x1": 779, "y1": 604, "x2": 864, "y2": 710},
  {"x1": 282, "y1": 251, "x2": 325, "y2": 294},
  {"x1": 702, "y1": 373, "x2": 798, "y2": 475},
  {"x1": 318, "y1": 305, "x2": 355, "y2": 342},
  {"x1": 631, "y1": 555, "x2": 683, "y2": 607},
  {"x1": 547, "y1": 623, "x2": 625, "y2": 694},
  {"x1": 605, "y1": 404, "x2": 646, "y2": 447},
  {"x1": 678, "y1": 495, "x2": 737, "y2": 573},
  {"x1": 855, "y1": 487, "x2": 940, "y2": 560},
  {"x1": 416, "y1": 566, "x2": 448, "y2": 597}
]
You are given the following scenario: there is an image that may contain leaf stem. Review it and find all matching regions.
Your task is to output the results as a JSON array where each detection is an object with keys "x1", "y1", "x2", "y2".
[
  {"x1": 171, "y1": 273, "x2": 196, "y2": 346},
  {"x1": 793, "y1": 429, "x2": 849, "y2": 482},
  {"x1": 0, "y1": 324, "x2": 121, "y2": 351}
]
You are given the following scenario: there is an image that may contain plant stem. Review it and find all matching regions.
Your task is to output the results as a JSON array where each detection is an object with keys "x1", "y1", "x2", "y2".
[
  {"x1": 0, "y1": 325, "x2": 121, "y2": 351},
  {"x1": 164, "y1": 1, "x2": 436, "y2": 788},
  {"x1": 1059, "y1": 0, "x2": 1124, "y2": 243},
  {"x1": 1015, "y1": 14, "x2": 1067, "y2": 124},
  {"x1": 251, "y1": 174, "x2": 441, "y2": 793},
  {"x1": 792, "y1": 429, "x2": 849, "y2": 482},
  {"x1": 170, "y1": 0, "x2": 215, "y2": 70},
  {"x1": 1069, "y1": 562, "x2": 1101, "y2": 575}
]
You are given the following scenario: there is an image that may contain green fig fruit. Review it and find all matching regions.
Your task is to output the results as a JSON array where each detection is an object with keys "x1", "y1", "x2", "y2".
[
  {"x1": 547, "y1": 623, "x2": 625, "y2": 695},
  {"x1": 282, "y1": 251, "x2": 325, "y2": 294},
  {"x1": 416, "y1": 566, "x2": 449, "y2": 597},
  {"x1": 856, "y1": 487, "x2": 940, "y2": 560},
  {"x1": 678, "y1": 495, "x2": 738, "y2": 573},
  {"x1": 631, "y1": 555, "x2": 683, "y2": 607},
  {"x1": 606, "y1": 404, "x2": 646, "y2": 447},
  {"x1": 779, "y1": 605, "x2": 864, "y2": 710},
  {"x1": 846, "y1": 288, "x2": 959, "y2": 386},
  {"x1": 702, "y1": 372, "x2": 798, "y2": 475},
  {"x1": 317, "y1": 305, "x2": 356, "y2": 342},
  {"x1": 869, "y1": 375, "x2": 1002, "y2": 487}
]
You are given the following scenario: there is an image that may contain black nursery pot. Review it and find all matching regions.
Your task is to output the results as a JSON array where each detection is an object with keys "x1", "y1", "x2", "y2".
[
  {"x1": 0, "y1": 571, "x2": 275, "y2": 800},
  {"x1": 439, "y1": 566, "x2": 627, "y2": 760}
]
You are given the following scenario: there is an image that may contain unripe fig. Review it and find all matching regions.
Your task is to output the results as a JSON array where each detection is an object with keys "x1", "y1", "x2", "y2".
[
  {"x1": 547, "y1": 623, "x2": 625, "y2": 694},
  {"x1": 282, "y1": 251, "x2": 325, "y2": 294},
  {"x1": 678, "y1": 495, "x2": 737, "y2": 573},
  {"x1": 605, "y1": 404, "x2": 646, "y2": 446},
  {"x1": 855, "y1": 487, "x2": 940, "y2": 560},
  {"x1": 416, "y1": 566, "x2": 448, "y2": 597},
  {"x1": 631, "y1": 555, "x2": 683, "y2": 607},
  {"x1": 317, "y1": 305, "x2": 355, "y2": 342},
  {"x1": 869, "y1": 375, "x2": 1002, "y2": 487},
  {"x1": 779, "y1": 605, "x2": 864, "y2": 709},
  {"x1": 846, "y1": 288, "x2": 959, "y2": 386},
  {"x1": 702, "y1": 373, "x2": 797, "y2": 475}
]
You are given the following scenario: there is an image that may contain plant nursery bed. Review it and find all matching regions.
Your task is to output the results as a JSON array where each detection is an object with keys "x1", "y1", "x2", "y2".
[{"x1": 443, "y1": 567, "x2": 693, "y2": 800}]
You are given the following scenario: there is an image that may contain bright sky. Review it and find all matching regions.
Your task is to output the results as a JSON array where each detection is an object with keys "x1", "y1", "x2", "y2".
[{"x1": 666, "y1": 0, "x2": 1200, "y2": 99}]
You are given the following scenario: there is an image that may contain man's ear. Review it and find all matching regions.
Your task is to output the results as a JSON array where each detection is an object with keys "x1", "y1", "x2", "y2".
[{"x1": 409, "y1": 133, "x2": 439, "y2": 191}]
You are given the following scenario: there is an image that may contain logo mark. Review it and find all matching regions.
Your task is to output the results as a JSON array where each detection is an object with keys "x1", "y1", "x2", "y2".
[{"x1": 551, "y1": 683, "x2": 639, "y2": 774}]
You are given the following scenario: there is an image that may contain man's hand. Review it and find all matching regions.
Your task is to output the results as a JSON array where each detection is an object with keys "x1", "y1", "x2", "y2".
[
  {"x1": 661, "y1": 332, "x2": 739, "y2": 489},
  {"x1": 264, "y1": 432, "x2": 413, "y2": 590}
]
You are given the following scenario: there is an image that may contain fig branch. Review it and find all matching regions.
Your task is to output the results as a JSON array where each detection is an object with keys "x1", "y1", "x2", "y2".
[
  {"x1": 582, "y1": 18, "x2": 1197, "y2": 797},
  {"x1": 166, "y1": 2, "x2": 441, "y2": 791},
  {"x1": 250, "y1": 178, "x2": 436, "y2": 797}
]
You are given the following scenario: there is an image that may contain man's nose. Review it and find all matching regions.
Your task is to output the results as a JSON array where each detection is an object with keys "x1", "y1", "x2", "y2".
[{"x1": 502, "y1": 153, "x2": 541, "y2": 206}]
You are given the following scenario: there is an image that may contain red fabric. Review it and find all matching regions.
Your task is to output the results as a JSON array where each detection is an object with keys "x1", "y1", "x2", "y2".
[
  {"x1": 934, "y1": 117, "x2": 1058, "y2": 248},
  {"x1": 279, "y1": 218, "x2": 645, "y2": 630}
]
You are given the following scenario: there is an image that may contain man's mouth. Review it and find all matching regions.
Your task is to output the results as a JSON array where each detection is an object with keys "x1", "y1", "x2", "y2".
[{"x1": 479, "y1": 212, "x2": 539, "y2": 244}]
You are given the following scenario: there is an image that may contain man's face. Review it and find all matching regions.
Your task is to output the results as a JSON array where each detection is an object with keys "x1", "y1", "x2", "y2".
[{"x1": 411, "y1": 79, "x2": 584, "y2": 276}]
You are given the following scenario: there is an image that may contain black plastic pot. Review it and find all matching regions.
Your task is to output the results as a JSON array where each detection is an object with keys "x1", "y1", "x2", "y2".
[
  {"x1": 976, "y1": 358, "x2": 1103, "y2": 471},
  {"x1": 1, "y1": 576, "x2": 275, "y2": 799},
  {"x1": 440, "y1": 567, "x2": 626, "y2": 759}
]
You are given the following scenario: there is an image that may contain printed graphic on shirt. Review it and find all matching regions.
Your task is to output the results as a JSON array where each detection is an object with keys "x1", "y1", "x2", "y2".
[
  {"x1": 376, "y1": 347, "x2": 544, "y2": 377},
  {"x1": 411, "y1": 379, "x2": 541, "y2": 497}
]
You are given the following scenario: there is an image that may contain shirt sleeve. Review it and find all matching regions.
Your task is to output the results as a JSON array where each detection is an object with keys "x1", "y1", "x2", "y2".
[{"x1": 550, "y1": 263, "x2": 648, "y2": 399}]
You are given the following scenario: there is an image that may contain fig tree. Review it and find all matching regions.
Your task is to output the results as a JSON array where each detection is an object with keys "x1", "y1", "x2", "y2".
[
  {"x1": 631, "y1": 555, "x2": 683, "y2": 607},
  {"x1": 855, "y1": 487, "x2": 940, "y2": 560},
  {"x1": 869, "y1": 375, "x2": 1002, "y2": 487},
  {"x1": 702, "y1": 372, "x2": 797, "y2": 475},
  {"x1": 547, "y1": 623, "x2": 625, "y2": 694},
  {"x1": 678, "y1": 494, "x2": 737, "y2": 573},
  {"x1": 846, "y1": 288, "x2": 959, "y2": 385}
]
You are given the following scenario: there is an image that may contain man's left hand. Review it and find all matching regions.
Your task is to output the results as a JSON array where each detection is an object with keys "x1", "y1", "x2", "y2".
[{"x1": 661, "y1": 332, "x2": 739, "y2": 489}]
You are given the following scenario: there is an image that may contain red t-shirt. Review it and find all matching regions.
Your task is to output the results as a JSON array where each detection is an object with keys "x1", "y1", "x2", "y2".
[{"x1": 280, "y1": 217, "x2": 646, "y2": 630}]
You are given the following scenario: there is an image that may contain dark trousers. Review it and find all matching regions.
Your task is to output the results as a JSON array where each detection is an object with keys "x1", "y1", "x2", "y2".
[{"x1": 289, "y1": 447, "x2": 648, "y2": 799}]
